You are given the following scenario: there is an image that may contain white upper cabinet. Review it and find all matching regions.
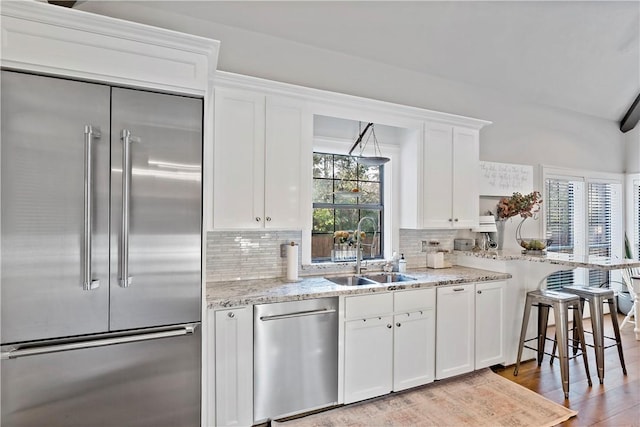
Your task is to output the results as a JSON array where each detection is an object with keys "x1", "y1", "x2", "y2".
[
  {"x1": 213, "y1": 87, "x2": 310, "y2": 229},
  {"x1": 213, "y1": 88, "x2": 266, "y2": 229},
  {"x1": 423, "y1": 122, "x2": 479, "y2": 229},
  {"x1": 264, "y1": 96, "x2": 309, "y2": 229}
]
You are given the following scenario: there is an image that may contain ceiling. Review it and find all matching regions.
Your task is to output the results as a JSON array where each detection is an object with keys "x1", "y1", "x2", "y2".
[{"x1": 79, "y1": 1, "x2": 639, "y2": 122}]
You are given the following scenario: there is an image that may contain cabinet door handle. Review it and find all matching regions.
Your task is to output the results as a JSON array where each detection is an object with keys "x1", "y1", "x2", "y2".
[
  {"x1": 387, "y1": 324, "x2": 392, "y2": 329},
  {"x1": 255, "y1": 217, "x2": 261, "y2": 222},
  {"x1": 453, "y1": 287, "x2": 465, "y2": 292},
  {"x1": 227, "y1": 312, "x2": 235, "y2": 318},
  {"x1": 477, "y1": 290, "x2": 482, "y2": 294},
  {"x1": 448, "y1": 218, "x2": 453, "y2": 222},
  {"x1": 266, "y1": 217, "x2": 272, "y2": 222},
  {"x1": 396, "y1": 322, "x2": 401, "y2": 327},
  {"x1": 454, "y1": 218, "x2": 459, "y2": 222}
]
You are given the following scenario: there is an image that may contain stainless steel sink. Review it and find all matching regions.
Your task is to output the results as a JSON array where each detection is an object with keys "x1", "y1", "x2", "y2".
[
  {"x1": 325, "y1": 273, "x2": 416, "y2": 286},
  {"x1": 364, "y1": 273, "x2": 417, "y2": 283},
  {"x1": 324, "y1": 275, "x2": 377, "y2": 286}
]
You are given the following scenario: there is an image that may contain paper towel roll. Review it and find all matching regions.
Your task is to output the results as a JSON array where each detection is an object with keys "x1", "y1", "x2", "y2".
[{"x1": 286, "y1": 242, "x2": 299, "y2": 282}]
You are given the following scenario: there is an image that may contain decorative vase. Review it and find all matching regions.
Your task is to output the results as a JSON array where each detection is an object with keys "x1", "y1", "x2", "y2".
[
  {"x1": 515, "y1": 217, "x2": 526, "y2": 247},
  {"x1": 496, "y1": 219, "x2": 506, "y2": 250}
]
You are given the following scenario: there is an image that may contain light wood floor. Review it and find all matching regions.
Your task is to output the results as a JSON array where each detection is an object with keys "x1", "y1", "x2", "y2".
[{"x1": 494, "y1": 313, "x2": 640, "y2": 427}]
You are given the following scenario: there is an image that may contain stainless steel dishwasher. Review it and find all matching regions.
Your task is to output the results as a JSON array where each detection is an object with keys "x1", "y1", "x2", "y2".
[{"x1": 254, "y1": 297, "x2": 339, "y2": 422}]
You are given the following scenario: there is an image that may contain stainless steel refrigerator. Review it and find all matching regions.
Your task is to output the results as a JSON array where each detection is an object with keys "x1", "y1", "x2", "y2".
[{"x1": 1, "y1": 70, "x2": 203, "y2": 427}]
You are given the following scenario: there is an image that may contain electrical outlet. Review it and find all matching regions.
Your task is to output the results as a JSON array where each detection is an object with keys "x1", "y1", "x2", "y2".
[{"x1": 421, "y1": 241, "x2": 428, "y2": 252}]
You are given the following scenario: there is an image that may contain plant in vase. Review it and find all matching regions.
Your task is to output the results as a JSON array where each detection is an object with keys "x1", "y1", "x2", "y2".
[
  {"x1": 332, "y1": 230, "x2": 366, "y2": 261},
  {"x1": 496, "y1": 191, "x2": 545, "y2": 252}
]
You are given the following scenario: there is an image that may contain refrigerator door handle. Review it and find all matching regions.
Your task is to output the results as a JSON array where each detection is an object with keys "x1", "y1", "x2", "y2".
[
  {"x1": 119, "y1": 129, "x2": 140, "y2": 288},
  {"x1": 1, "y1": 323, "x2": 198, "y2": 360},
  {"x1": 83, "y1": 125, "x2": 101, "y2": 291}
]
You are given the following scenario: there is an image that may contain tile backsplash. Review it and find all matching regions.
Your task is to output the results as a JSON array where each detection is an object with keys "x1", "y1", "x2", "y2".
[
  {"x1": 206, "y1": 230, "x2": 301, "y2": 282},
  {"x1": 207, "y1": 228, "x2": 461, "y2": 282},
  {"x1": 398, "y1": 229, "x2": 457, "y2": 268}
]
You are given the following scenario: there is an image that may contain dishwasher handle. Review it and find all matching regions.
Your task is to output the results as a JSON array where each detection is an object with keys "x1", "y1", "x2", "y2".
[{"x1": 259, "y1": 308, "x2": 337, "y2": 322}]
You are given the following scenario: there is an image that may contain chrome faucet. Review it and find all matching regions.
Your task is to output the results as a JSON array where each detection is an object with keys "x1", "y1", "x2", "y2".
[{"x1": 355, "y1": 216, "x2": 376, "y2": 275}]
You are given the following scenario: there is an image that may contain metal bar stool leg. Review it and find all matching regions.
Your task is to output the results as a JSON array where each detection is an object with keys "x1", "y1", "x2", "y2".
[
  {"x1": 589, "y1": 295, "x2": 606, "y2": 384},
  {"x1": 573, "y1": 306, "x2": 593, "y2": 387},
  {"x1": 607, "y1": 296, "x2": 627, "y2": 375},
  {"x1": 554, "y1": 300, "x2": 571, "y2": 399},
  {"x1": 551, "y1": 302, "x2": 581, "y2": 366},
  {"x1": 537, "y1": 303, "x2": 550, "y2": 366},
  {"x1": 514, "y1": 293, "x2": 533, "y2": 376}
]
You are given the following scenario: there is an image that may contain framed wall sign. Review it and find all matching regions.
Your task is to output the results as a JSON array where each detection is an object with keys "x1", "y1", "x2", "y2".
[{"x1": 479, "y1": 161, "x2": 534, "y2": 196}]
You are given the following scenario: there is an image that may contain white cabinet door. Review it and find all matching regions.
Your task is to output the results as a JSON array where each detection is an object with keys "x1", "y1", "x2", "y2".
[
  {"x1": 344, "y1": 316, "x2": 393, "y2": 404},
  {"x1": 422, "y1": 122, "x2": 480, "y2": 229},
  {"x1": 452, "y1": 127, "x2": 479, "y2": 229},
  {"x1": 264, "y1": 95, "x2": 308, "y2": 229},
  {"x1": 393, "y1": 308, "x2": 435, "y2": 391},
  {"x1": 435, "y1": 284, "x2": 475, "y2": 379},
  {"x1": 423, "y1": 122, "x2": 454, "y2": 228},
  {"x1": 475, "y1": 281, "x2": 506, "y2": 369},
  {"x1": 213, "y1": 88, "x2": 265, "y2": 229},
  {"x1": 214, "y1": 307, "x2": 253, "y2": 427},
  {"x1": 213, "y1": 88, "x2": 308, "y2": 229}
]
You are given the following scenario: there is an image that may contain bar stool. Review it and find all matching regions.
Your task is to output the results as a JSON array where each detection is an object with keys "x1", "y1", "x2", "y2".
[
  {"x1": 554, "y1": 286, "x2": 626, "y2": 384},
  {"x1": 514, "y1": 289, "x2": 592, "y2": 399}
]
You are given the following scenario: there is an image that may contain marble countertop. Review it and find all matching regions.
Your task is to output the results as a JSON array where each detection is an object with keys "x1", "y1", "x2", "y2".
[
  {"x1": 206, "y1": 266, "x2": 511, "y2": 309},
  {"x1": 456, "y1": 250, "x2": 640, "y2": 270}
]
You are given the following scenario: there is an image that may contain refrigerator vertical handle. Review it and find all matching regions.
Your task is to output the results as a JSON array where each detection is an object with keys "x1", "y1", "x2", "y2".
[
  {"x1": 119, "y1": 129, "x2": 139, "y2": 288},
  {"x1": 83, "y1": 125, "x2": 101, "y2": 291}
]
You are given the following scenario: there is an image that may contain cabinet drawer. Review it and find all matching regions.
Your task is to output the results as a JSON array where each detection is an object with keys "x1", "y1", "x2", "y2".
[
  {"x1": 345, "y1": 292, "x2": 393, "y2": 320},
  {"x1": 394, "y1": 288, "x2": 435, "y2": 312}
]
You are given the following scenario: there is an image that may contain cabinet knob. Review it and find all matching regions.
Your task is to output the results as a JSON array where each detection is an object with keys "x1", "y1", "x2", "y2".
[
  {"x1": 387, "y1": 324, "x2": 392, "y2": 329},
  {"x1": 477, "y1": 290, "x2": 482, "y2": 294},
  {"x1": 448, "y1": 218, "x2": 453, "y2": 222},
  {"x1": 255, "y1": 217, "x2": 261, "y2": 222},
  {"x1": 396, "y1": 322, "x2": 401, "y2": 327},
  {"x1": 266, "y1": 217, "x2": 272, "y2": 222},
  {"x1": 454, "y1": 218, "x2": 459, "y2": 222},
  {"x1": 228, "y1": 312, "x2": 235, "y2": 318}
]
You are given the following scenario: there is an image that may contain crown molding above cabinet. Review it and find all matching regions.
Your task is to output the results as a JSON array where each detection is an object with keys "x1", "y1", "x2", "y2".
[{"x1": 1, "y1": 0, "x2": 219, "y2": 95}]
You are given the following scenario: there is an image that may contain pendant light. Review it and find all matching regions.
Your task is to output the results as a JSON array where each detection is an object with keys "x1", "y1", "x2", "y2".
[{"x1": 348, "y1": 122, "x2": 390, "y2": 166}]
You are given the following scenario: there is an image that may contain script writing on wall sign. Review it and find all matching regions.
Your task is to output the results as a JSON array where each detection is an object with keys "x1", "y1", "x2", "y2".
[{"x1": 479, "y1": 161, "x2": 533, "y2": 196}]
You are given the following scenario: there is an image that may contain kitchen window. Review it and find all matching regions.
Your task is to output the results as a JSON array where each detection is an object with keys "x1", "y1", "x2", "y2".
[
  {"x1": 312, "y1": 152, "x2": 383, "y2": 262},
  {"x1": 544, "y1": 168, "x2": 623, "y2": 289}
]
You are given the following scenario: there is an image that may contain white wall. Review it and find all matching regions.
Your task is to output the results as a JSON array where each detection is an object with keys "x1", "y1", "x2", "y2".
[{"x1": 78, "y1": 1, "x2": 627, "y2": 175}]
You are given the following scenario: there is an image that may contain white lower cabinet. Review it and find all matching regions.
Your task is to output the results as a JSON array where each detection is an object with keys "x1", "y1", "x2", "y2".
[
  {"x1": 435, "y1": 284, "x2": 475, "y2": 379},
  {"x1": 393, "y1": 309, "x2": 436, "y2": 390},
  {"x1": 343, "y1": 289, "x2": 436, "y2": 404},
  {"x1": 475, "y1": 280, "x2": 506, "y2": 369},
  {"x1": 212, "y1": 307, "x2": 253, "y2": 427},
  {"x1": 344, "y1": 315, "x2": 394, "y2": 403},
  {"x1": 435, "y1": 281, "x2": 505, "y2": 380}
]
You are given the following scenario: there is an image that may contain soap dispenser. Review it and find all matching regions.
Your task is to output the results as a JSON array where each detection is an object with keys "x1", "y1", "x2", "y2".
[{"x1": 398, "y1": 254, "x2": 407, "y2": 273}]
